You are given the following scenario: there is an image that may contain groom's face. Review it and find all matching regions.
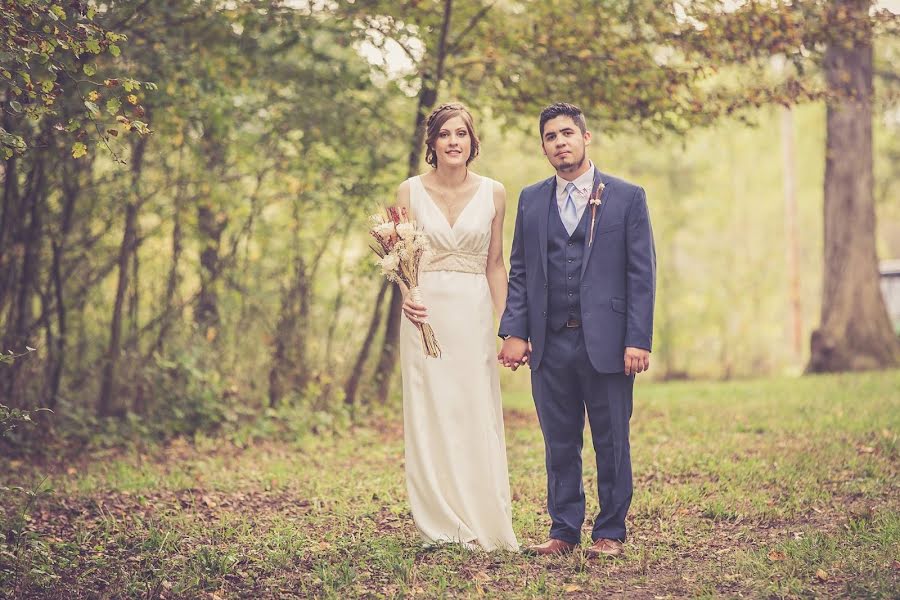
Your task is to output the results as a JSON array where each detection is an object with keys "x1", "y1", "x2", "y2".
[{"x1": 541, "y1": 116, "x2": 591, "y2": 173}]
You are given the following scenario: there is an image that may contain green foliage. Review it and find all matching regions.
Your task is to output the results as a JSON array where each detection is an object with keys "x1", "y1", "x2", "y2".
[
  {"x1": 0, "y1": 348, "x2": 51, "y2": 439},
  {"x1": 0, "y1": 0, "x2": 152, "y2": 158},
  {"x1": 0, "y1": 478, "x2": 56, "y2": 594},
  {"x1": 143, "y1": 349, "x2": 238, "y2": 438}
]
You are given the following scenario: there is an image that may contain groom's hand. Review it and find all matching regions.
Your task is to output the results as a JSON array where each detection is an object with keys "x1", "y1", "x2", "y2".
[
  {"x1": 624, "y1": 347, "x2": 650, "y2": 376},
  {"x1": 498, "y1": 337, "x2": 530, "y2": 370}
]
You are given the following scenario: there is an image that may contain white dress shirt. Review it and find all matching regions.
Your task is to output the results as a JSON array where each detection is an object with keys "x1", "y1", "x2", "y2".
[{"x1": 555, "y1": 161, "x2": 596, "y2": 224}]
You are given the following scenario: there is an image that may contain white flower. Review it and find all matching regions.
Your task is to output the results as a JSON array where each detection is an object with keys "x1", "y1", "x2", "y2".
[
  {"x1": 380, "y1": 253, "x2": 400, "y2": 274},
  {"x1": 412, "y1": 234, "x2": 430, "y2": 250},
  {"x1": 375, "y1": 222, "x2": 396, "y2": 237},
  {"x1": 396, "y1": 222, "x2": 415, "y2": 240}
]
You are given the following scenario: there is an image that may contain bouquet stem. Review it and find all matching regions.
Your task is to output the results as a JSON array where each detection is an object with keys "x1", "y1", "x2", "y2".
[{"x1": 409, "y1": 286, "x2": 441, "y2": 358}]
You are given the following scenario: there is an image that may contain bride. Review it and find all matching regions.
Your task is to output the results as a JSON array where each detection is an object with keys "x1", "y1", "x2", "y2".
[{"x1": 394, "y1": 102, "x2": 518, "y2": 551}]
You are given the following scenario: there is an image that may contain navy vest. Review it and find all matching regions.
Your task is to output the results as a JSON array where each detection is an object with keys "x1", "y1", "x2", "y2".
[{"x1": 546, "y1": 196, "x2": 590, "y2": 331}]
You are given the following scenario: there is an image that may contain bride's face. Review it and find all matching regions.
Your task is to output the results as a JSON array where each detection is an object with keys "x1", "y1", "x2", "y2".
[{"x1": 433, "y1": 115, "x2": 471, "y2": 168}]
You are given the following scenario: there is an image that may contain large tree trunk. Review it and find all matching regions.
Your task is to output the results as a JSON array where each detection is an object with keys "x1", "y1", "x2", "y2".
[{"x1": 808, "y1": 0, "x2": 900, "y2": 372}]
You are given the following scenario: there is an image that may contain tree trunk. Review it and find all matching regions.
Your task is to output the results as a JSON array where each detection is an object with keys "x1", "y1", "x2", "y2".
[
  {"x1": 98, "y1": 137, "x2": 148, "y2": 416},
  {"x1": 154, "y1": 146, "x2": 187, "y2": 355},
  {"x1": 155, "y1": 184, "x2": 184, "y2": 354},
  {"x1": 2, "y1": 153, "x2": 46, "y2": 403},
  {"x1": 195, "y1": 125, "x2": 228, "y2": 337},
  {"x1": 267, "y1": 260, "x2": 310, "y2": 408},
  {"x1": 47, "y1": 152, "x2": 85, "y2": 409},
  {"x1": 196, "y1": 202, "x2": 227, "y2": 335},
  {"x1": 97, "y1": 201, "x2": 137, "y2": 417},
  {"x1": 344, "y1": 280, "x2": 389, "y2": 410},
  {"x1": 0, "y1": 108, "x2": 20, "y2": 321},
  {"x1": 808, "y1": 0, "x2": 900, "y2": 372},
  {"x1": 268, "y1": 201, "x2": 311, "y2": 407}
]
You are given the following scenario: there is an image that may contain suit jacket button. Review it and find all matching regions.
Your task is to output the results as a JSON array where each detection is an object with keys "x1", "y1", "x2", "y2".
[{"x1": 542, "y1": 311, "x2": 546, "y2": 317}]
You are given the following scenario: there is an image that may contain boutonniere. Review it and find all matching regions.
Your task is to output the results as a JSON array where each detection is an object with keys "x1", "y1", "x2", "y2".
[{"x1": 588, "y1": 182, "x2": 605, "y2": 246}]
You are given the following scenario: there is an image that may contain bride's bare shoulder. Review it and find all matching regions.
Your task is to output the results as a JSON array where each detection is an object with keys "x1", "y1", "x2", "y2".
[{"x1": 394, "y1": 179, "x2": 412, "y2": 209}]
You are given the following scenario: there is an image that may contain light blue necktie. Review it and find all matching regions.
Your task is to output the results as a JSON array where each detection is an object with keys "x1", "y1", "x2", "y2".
[{"x1": 562, "y1": 182, "x2": 578, "y2": 236}]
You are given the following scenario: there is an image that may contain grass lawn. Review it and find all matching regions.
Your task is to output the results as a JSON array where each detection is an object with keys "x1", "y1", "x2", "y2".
[{"x1": 2, "y1": 370, "x2": 898, "y2": 598}]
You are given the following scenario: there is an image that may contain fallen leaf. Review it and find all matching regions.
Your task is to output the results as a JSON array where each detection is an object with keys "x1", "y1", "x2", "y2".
[
  {"x1": 816, "y1": 569, "x2": 829, "y2": 581},
  {"x1": 202, "y1": 495, "x2": 216, "y2": 508},
  {"x1": 858, "y1": 445, "x2": 875, "y2": 454},
  {"x1": 768, "y1": 550, "x2": 786, "y2": 561},
  {"x1": 564, "y1": 584, "x2": 582, "y2": 592}
]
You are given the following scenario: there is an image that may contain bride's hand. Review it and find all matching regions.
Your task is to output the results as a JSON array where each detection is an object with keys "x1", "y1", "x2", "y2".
[{"x1": 402, "y1": 295, "x2": 428, "y2": 325}]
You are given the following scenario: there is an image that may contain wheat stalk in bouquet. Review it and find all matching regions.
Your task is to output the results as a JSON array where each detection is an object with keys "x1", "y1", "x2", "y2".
[{"x1": 369, "y1": 206, "x2": 441, "y2": 358}]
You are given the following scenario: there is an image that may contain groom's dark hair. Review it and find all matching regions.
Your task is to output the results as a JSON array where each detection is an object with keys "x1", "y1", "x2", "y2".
[{"x1": 539, "y1": 103, "x2": 587, "y2": 138}]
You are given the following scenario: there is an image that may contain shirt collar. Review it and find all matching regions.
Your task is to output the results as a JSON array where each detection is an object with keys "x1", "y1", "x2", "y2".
[{"x1": 556, "y1": 161, "x2": 596, "y2": 195}]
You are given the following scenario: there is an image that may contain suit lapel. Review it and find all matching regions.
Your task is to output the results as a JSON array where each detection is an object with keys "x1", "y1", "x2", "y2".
[
  {"x1": 538, "y1": 178, "x2": 555, "y2": 280},
  {"x1": 581, "y1": 169, "x2": 611, "y2": 279}
]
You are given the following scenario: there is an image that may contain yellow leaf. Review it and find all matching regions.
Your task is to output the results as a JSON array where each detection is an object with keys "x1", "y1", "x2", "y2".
[
  {"x1": 72, "y1": 142, "x2": 87, "y2": 159},
  {"x1": 88, "y1": 90, "x2": 100, "y2": 102},
  {"x1": 816, "y1": 569, "x2": 829, "y2": 581},
  {"x1": 768, "y1": 550, "x2": 786, "y2": 561},
  {"x1": 127, "y1": 94, "x2": 138, "y2": 105}
]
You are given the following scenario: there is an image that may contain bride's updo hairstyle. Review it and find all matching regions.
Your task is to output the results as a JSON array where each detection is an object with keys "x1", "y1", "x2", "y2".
[{"x1": 424, "y1": 102, "x2": 481, "y2": 168}]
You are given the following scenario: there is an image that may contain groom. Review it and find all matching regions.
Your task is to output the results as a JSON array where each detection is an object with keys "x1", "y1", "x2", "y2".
[{"x1": 498, "y1": 102, "x2": 655, "y2": 558}]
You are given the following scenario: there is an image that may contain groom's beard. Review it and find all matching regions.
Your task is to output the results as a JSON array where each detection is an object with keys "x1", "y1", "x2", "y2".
[{"x1": 555, "y1": 149, "x2": 586, "y2": 173}]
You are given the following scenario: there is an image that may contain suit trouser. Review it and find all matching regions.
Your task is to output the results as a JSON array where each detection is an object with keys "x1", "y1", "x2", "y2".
[{"x1": 531, "y1": 327, "x2": 634, "y2": 544}]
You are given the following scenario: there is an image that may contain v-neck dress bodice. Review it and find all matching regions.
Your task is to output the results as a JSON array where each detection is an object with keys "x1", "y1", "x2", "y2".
[
  {"x1": 398, "y1": 174, "x2": 518, "y2": 552},
  {"x1": 413, "y1": 175, "x2": 493, "y2": 275}
]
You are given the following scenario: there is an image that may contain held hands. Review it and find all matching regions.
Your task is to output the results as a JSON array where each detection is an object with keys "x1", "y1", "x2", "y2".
[
  {"x1": 498, "y1": 337, "x2": 531, "y2": 371},
  {"x1": 624, "y1": 346, "x2": 650, "y2": 376},
  {"x1": 498, "y1": 339, "x2": 648, "y2": 374}
]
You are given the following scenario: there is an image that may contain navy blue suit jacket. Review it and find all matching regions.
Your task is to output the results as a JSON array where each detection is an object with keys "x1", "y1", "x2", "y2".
[{"x1": 499, "y1": 170, "x2": 656, "y2": 373}]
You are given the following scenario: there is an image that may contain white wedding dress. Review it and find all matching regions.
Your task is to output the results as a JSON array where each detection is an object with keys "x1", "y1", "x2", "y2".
[{"x1": 399, "y1": 174, "x2": 518, "y2": 552}]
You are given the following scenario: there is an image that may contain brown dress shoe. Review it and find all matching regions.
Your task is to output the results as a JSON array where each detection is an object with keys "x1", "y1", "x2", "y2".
[
  {"x1": 585, "y1": 538, "x2": 624, "y2": 558},
  {"x1": 524, "y1": 538, "x2": 577, "y2": 556}
]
